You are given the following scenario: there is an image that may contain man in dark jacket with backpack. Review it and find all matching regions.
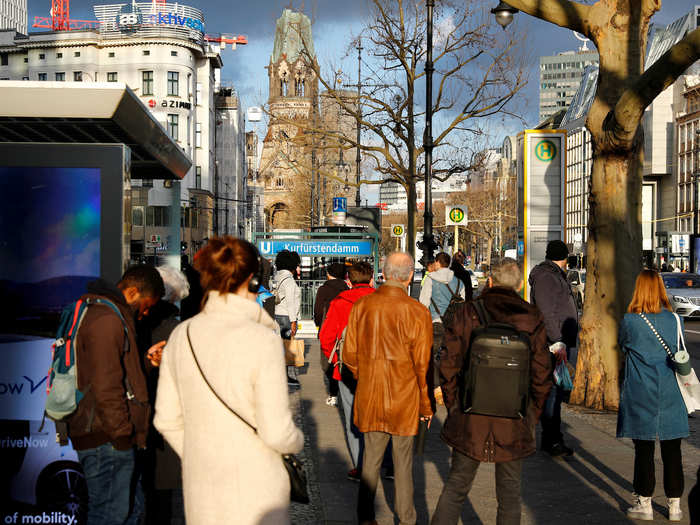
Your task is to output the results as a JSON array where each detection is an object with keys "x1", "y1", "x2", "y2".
[
  {"x1": 67, "y1": 265, "x2": 164, "y2": 525},
  {"x1": 432, "y1": 258, "x2": 551, "y2": 525},
  {"x1": 528, "y1": 239, "x2": 579, "y2": 457}
]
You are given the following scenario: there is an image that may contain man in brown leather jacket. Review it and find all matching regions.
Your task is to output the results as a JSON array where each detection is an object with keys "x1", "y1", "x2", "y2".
[
  {"x1": 431, "y1": 258, "x2": 551, "y2": 525},
  {"x1": 67, "y1": 265, "x2": 164, "y2": 525},
  {"x1": 344, "y1": 251, "x2": 433, "y2": 525}
]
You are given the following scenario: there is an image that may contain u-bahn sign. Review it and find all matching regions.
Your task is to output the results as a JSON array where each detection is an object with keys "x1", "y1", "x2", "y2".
[{"x1": 446, "y1": 205, "x2": 467, "y2": 226}]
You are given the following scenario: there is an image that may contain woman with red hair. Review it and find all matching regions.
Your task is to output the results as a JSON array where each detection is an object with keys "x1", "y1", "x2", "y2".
[{"x1": 618, "y1": 269, "x2": 689, "y2": 521}]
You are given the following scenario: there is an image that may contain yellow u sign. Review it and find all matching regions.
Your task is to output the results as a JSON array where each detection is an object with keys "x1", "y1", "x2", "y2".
[{"x1": 535, "y1": 140, "x2": 556, "y2": 162}]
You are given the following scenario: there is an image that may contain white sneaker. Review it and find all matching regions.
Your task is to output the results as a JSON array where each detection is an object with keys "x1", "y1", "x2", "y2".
[
  {"x1": 668, "y1": 498, "x2": 682, "y2": 521},
  {"x1": 325, "y1": 396, "x2": 338, "y2": 407},
  {"x1": 626, "y1": 494, "x2": 653, "y2": 521}
]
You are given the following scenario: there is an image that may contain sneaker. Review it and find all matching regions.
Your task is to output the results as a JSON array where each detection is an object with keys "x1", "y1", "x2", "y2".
[
  {"x1": 383, "y1": 467, "x2": 394, "y2": 481},
  {"x1": 287, "y1": 375, "x2": 300, "y2": 388},
  {"x1": 347, "y1": 468, "x2": 361, "y2": 482},
  {"x1": 325, "y1": 396, "x2": 338, "y2": 407},
  {"x1": 668, "y1": 497, "x2": 682, "y2": 521},
  {"x1": 546, "y1": 442, "x2": 574, "y2": 457},
  {"x1": 627, "y1": 494, "x2": 653, "y2": 521}
]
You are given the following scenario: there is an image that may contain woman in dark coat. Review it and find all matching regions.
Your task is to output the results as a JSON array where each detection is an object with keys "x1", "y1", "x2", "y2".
[{"x1": 617, "y1": 269, "x2": 689, "y2": 522}]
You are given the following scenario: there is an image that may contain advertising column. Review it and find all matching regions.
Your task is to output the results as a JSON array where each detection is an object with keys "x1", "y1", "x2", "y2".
[{"x1": 517, "y1": 130, "x2": 567, "y2": 300}]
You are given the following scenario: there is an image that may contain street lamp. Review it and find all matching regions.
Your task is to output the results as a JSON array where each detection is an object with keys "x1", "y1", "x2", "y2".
[
  {"x1": 694, "y1": 129, "x2": 700, "y2": 236},
  {"x1": 491, "y1": 1, "x2": 518, "y2": 29}
]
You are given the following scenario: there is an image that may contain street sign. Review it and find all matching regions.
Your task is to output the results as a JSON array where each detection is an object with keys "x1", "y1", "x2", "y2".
[
  {"x1": 391, "y1": 224, "x2": 405, "y2": 238},
  {"x1": 446, "y1": 205, "x2": 467, "y2": 226},
  {"x1": 332, "y1": 197, "x2": 347, "y2": 226},
  {"x1": 258, "y1": 239, "x2": 372, "y2": 257},
  {"x1": 149, "y1": 234, "x2": 161, "y2": 243},
  {"x1": 534, "y1": 139, "x2": 557, "y2": 162},
  {"x1": 146, "y1": 241, "x2": 162, "y2": 249}
]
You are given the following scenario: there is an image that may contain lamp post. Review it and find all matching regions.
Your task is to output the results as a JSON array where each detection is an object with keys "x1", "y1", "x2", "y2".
[
  {"x1": 490, "y1": 1, "x2": 518, "y2": 29},
  {"x1": 421, "y1": 0, "x2": 438, "y2": 265}
]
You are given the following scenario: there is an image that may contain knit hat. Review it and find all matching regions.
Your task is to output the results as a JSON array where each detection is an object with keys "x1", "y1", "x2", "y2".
[{"x1": 545, "y1": 240, "x2": 569, "y2": 261}]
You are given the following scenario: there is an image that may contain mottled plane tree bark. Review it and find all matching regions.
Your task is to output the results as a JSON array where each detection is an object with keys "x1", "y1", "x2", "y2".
[{"x1": 503, "y1": 0, "x2": 700, "y2": 409}]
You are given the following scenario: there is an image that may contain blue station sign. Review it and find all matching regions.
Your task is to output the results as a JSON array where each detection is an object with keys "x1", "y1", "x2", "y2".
[{"x1": 258, "y1": 240, "x2": 372, "y2": 257}]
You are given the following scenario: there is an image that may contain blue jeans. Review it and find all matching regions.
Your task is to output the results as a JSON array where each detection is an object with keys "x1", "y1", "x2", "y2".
[
  {"x1": 275, "y1": 314, "x2": 292, "y2": 340},
  {"x1": 77, "y1": 443, "x2": 143, "y2": 525},
  {"x1": 338, "y1": 379, "x2": 363, "y2": 468}
]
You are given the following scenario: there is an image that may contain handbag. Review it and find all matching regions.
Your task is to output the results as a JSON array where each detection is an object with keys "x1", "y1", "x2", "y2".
[
  {"x1": 639, "y1": 312, "x2": 700, "y2": 414},
  {"x1": 186, "y1": 324, "x2": 310, "y2": 504}
]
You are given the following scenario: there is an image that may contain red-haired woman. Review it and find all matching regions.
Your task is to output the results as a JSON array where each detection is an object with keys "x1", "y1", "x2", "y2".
[
  {"x1": 618, "y1": 269, "x2": 689, "y2": 521},
  {"x1": 154, "y1": 237, "x2": 303, "y2": 525}
]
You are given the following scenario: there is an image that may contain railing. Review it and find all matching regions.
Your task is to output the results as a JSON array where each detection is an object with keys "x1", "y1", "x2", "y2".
[{"x1": 299, "y1": 279, "x2": 326, "y2": 320}]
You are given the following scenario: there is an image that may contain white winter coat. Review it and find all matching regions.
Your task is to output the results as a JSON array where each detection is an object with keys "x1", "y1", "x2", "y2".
[{"x1": 154, "y1": 291, "x2": 304, "y2": 525}]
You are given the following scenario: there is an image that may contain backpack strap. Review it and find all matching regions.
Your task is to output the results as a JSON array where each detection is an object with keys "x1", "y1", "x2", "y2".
[
  {"x1": 430, "y1": 280, "x2": 462, "y2": 322},
  {"x1": 472, "y1": 298, "x2": 491, "y2": 327}
]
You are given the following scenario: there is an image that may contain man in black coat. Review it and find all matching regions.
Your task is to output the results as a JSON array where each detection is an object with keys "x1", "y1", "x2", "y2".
[
  {"x1": 450, "y1": 250, "x2": 473, "y2": 301},
  {"x1": 528, "y1": 239, "x2": 579, "y2": 457},
  {"x1": 314, "y1": 262, "x2": 349, "y2": 406}
]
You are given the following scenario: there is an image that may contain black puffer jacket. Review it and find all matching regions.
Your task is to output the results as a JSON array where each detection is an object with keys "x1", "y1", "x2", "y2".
[
  {"x1": 528, "y1": 260, "x2": 578, "y2": 348},
  {"x1": 314, "y1": 278, "x2": 349, "y2": 328}
]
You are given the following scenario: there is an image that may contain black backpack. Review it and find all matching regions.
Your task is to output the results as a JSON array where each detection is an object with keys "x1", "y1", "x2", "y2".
[
  {"x1": 430, "y1": 281, "x2": 464, "y2": 330},
  {"x1": 459, "y1": 299, "x2": 531, "y2": 419}
]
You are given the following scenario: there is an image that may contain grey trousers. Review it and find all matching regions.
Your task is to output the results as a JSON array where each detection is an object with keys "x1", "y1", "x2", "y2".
[
  {"x1": 358, "y1": 431, "x2": 415, "y2": 525},
  {"x1": 431, "y1": 449, "x2": 522, "y2": 525},
  {"x1": 338, "y1": 379, "x2": 362, "y2": 468}
]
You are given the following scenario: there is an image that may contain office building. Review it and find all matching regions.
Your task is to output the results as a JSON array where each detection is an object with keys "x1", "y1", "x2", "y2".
[
  {"x1": 0, "y1": 0, "x2": 26, "y2": 34},
  {"x1": 539, "y1": 49, "x2": 598, "y2": 124}
]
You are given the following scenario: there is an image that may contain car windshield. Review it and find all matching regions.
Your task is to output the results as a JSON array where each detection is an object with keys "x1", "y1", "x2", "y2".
[{"x1": 663, "y1": 275, "x2": 700, "y2": 289}]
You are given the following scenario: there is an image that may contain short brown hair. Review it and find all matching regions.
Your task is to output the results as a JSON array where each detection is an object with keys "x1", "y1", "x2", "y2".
[
  {"x1": 194, "y1": 236, "x2": 259, "y2": 300},
  {"x1": 435, "y1": 252, "x2": 451, "y2": 268},
  {"x1": 347, "y1": 261, "x2": 373, "y2": 284},
  {"x1": 628, "y1": 269, "x2": 671, "y2": 314}
]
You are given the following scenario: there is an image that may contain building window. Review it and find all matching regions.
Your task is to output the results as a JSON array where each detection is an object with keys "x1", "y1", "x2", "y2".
[
  {"x1": 55, "y1": 72, "x2": 65, "y2": 81},
  {"x1": 38, "y1": 53, "x2": 45, "y2": 60},
  {"x1": 38, "y1": 73, "x2": 47, "y2": 81},
  {"x1": 22, "y1": 76, "x2": 29, "y2": 80},
  {"x1": 145, "y1": 206, "x2": 171, "y2": 227},
  {"x1": 171, "y1": 50, "x2": 178, "y2": 57},
  {"x1": 23, "y1": 57, "x2": 28, "y2": 63},
  {"x1": 143, "y1": 50, "x2": 150, "y2": 56},
  {"x1": 0, "y1": 53, "x2": 7, "y2": 66},
  {"x1": 195, "y1": 82, "x2": 202, "y2": 105},
  {"x1": 74, "y1": 71, "x2": 82, "y2": 81},
  {"x1": 142, "y1": 178, "x2": 153, "y2": 188},
  {"x1": 74, "y1": 51, "x2": 80, "y2": 57},
  {"x1": 195, "y1": 122, "x2": 202, "y2": 148},
  {"x1": 167, "y1": 114, "x2": 179, "y2": 141},
  {"x1": 187, "y1": 73, "x2": 192, "y2": 100},
  {"x1": 187, "y1": 116, "x2": 191, "y2": 145},
  {"x1": 107, "y1": 72, "x2": 118, "y2": 82},
  {"x1": 56, "y1": 52, "x2": 62, "y2": 58},
  {"x1": 132, "y1": 206, "x2": 144, "y2": 226},
  {"x1": 142, "y1": 71, "x2": 153, "y2": 95},
  {"x1": 195, "y1": 166, "x2": 201, "y2": 189},
  {"x1": 108, "y1": 52, "x2": 115, "y2": 58},
  {"x1": 167, "y1": 71, "x2": 179, "y2": 96}
]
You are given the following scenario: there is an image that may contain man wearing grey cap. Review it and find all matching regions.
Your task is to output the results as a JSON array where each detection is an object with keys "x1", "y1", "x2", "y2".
[{"x1": 528, "y1": 239, "x2": 579, "y2": 457}]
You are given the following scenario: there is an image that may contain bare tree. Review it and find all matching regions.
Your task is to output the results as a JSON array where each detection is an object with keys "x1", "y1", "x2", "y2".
[
  {"x1": 279, "y1": 0, "x2": 527, "y2": 258},
  {"x1": 502, "y1": 0, "x2": 700, "y2": 409}
]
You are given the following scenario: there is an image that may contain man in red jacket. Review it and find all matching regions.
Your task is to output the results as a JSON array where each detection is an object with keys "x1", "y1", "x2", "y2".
[{"x1": 319, "y1": 261, "x2": 375, "y2": 481}]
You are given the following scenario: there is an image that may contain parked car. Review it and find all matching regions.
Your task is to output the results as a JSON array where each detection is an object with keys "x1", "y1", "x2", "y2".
[
  {"x1": 662, "y1": 273, "x2": 700, "y2": 318},
  {"x1": 567, "y1": 268, "x2": 586, "y2": 310},
  {"x1": 466, "y1": 269, "x2": 479, "y2": 290}
]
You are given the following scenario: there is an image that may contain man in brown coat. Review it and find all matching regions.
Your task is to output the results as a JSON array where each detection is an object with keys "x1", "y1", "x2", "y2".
[
  {"x1": 431, "y1": 258, "x2": 552, "y2": 525},
  {"x1": 344, "y1": 251, "x2": 433, "y2": 525}
]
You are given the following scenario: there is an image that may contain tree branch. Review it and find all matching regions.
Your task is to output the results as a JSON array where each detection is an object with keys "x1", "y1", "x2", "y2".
[{"x1": 500, "y1": 0, "x2": 591, "y2": 36}]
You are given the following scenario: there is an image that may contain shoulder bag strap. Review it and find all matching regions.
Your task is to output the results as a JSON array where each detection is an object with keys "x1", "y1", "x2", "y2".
[
  {"x1": 672, "y1": 312, "x2": 688, "y2": 353},
  {"x1": 186, "y1": 323, "x2": 258, "y2": 434},
  {"x1": 639, "y1": 313, "x2": 675, "y2": 360},
  {"x1": 472, "y1": 298, "x2": 490, "y2": 327}
]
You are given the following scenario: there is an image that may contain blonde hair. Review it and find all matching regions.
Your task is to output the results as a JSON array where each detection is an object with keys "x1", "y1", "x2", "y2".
[{"x1": 627, "y1": 269, "x2": 671, "y2": 314}]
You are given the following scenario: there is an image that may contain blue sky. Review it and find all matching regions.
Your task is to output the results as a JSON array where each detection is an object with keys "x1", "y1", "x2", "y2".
[{"x1": 24, "y1": 0, "x2": 695, "y2": 203}]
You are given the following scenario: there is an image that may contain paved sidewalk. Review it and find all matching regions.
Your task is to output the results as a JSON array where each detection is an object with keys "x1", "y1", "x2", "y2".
[{"x1": 292, "y1": 338, "x2": 697, "y2": 525}]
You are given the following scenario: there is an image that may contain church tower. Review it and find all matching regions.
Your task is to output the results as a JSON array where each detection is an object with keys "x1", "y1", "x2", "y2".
[{"x1": 259, "y1": 9, "x2": 319, "y2": 228}]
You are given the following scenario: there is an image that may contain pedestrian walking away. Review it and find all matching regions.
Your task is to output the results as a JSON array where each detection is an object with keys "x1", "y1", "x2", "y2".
[
  {"x1": 315, "y1": 262, "x2": 349, "y2": 406},
  {"x1": 343, "y1": 252, "x2": 433, "y2": 525},
  {"x1": 450, "y1": 249, "x2": 474, "y2": 301},
  {"x1": 432, "y1": 258, "x2": 552, "y2": 525},
  {"x1": 66, "y1": 265, "x2": 165, "y2": 525},
  {"x1": 617, "y1": 269, "x2": 689, "y2": 522},
  {"x1": 528, "y1": 239, "x2": 579, "y2": 457},
  {"x1": 154, "y1": 237, "x2": 303, "y2": 525},
  {"x1": 319, "y1": 261, "x2": 375, "y2": 480},
  {"x1": 274, "y1": 249, "x2": 303, "y2": 388}
]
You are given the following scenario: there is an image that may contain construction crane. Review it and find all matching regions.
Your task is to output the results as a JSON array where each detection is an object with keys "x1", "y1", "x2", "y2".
[{"x1": 32, "y1": 0, "x2": 249, "y2": 49}]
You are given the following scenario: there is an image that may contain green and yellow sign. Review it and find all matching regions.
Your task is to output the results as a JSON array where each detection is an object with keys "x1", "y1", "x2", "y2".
[
  {"x1": 534, "y1": 139, "x2": 557, "y2": 162},
  {"x1": 390, "y1": 224, "x2": 405, "y2": 238},
  {"x1": 446, "y1": 205, "x2": 467, "y2": 226}
]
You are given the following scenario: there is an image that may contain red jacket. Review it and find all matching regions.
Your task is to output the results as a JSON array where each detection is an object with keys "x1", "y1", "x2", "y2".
[{"x1": 319, "y1": 284, "x2": 375, "y2": 380}]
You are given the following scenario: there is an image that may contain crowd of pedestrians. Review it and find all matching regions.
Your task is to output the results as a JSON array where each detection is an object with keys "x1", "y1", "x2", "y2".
[{"x1": 59, "y1": 235, "x2": 696, "y2": 525}]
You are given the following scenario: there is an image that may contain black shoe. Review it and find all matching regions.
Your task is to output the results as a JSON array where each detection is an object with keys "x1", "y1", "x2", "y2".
[
  {"x1": 546, "y1": 442, "x2": 574, "y2": 457},
  {"x1": 383, "y1": 467, "x2": 394, "y2": 481},
  {"x1": 347, "y1": 468, "x2": 361, "y2": 482},
  {"x1": 287, "y1": 375, "x2": 300, "y2": 387}
]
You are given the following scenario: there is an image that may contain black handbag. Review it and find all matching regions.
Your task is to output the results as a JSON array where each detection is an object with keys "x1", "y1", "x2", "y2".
[{"x1": 186, "y1": 324, "x2": 309, "y2": 504}]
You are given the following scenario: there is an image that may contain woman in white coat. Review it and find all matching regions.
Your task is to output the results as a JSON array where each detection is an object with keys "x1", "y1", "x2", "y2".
[{"x1": 154, "y1": 237, "x2": 304, "y2": 525}]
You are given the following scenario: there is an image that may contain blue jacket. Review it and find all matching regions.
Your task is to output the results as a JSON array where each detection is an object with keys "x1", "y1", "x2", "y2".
[
  {"x1": 616, "y1": 310, "x2": 689, "y2": 440},
  {"x1": 418, "y1": 267, "x2": 464, "y2": 323}
]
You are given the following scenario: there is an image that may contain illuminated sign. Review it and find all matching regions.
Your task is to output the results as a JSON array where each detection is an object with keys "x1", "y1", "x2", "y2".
[{"x1": 113, "y1": 4, "x2": 204, "y2": 32}]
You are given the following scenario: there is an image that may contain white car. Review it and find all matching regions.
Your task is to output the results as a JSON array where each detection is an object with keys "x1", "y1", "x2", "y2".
[
  {"x1": 662, "y1": 273, "x2": 700, "y2": 318},
  {"x1": 467, "y1": 269, "x2": 479, "y2": 290}
]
